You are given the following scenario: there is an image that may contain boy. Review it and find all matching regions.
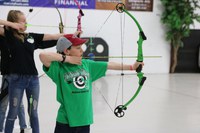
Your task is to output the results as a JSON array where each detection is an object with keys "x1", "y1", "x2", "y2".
[{"x1": 39, "y1": 34, "x2": 144, "y2": 133}]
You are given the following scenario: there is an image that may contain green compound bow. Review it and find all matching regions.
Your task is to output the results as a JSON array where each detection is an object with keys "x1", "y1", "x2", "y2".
[{"x1": 114, "y1": 3, "x2": 147, "y2": 118}]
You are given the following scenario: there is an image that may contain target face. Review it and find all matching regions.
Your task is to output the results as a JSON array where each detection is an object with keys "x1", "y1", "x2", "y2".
[
  {"x1": 73, "y1": 75, "x2": 87, "y2": 89},
  {"x1": 83, "y1": 37, "x2": 109, "y2": 61}
]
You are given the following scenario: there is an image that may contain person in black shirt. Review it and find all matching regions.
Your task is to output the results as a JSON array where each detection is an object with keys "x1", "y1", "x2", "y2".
[
  {"x1": 0, "y1": 18, "x2": 25, "y2": 133},
  {"x1": 0, "y1": 10, "x2": 78, "y2": 133},
  {"x1": 0, "y1": 35, "x2": 27, "y2": 133}
]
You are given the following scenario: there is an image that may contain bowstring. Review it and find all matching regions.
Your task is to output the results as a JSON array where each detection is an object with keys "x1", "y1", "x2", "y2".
[
  {"x1": 93, "y1": 84, "x2": 114, "y2": 112},
  {"x1": 92, "y1": 5, "x2": 127, "y2": 114},
  {"x1": 94, "y1": 9, "x2": 115, "y2": 38},
  {"x1": 91, "y1": 7, "x2": 116, "y2": 113},
  {"x1": 115, "y1": 11, "x2": 126, "y2": 108}
]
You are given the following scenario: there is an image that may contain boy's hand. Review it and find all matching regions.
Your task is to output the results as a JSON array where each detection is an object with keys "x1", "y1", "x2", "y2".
[{"x1": 132, "y1": 62, "x2": 144, "y2": 71}]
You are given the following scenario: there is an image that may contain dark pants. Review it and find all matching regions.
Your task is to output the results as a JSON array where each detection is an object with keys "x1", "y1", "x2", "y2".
[
  {"x1": 5, "y1": 74, "x2": 39, "y2": 133},
  {"x1": 54, "y1": 122, "x2": 90, "y2": 133}
]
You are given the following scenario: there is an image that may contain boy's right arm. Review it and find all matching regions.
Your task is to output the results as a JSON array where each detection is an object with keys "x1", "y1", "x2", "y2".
[
  {"x1": 39, "y1": 52, "x2": 82, "y2": 67},
  {"x1": 39, "y1": 52, "x2": 65, "y2": 67}
]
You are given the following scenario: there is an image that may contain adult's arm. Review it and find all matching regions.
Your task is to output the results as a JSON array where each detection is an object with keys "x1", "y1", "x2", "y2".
[
  {"x1": 37, "y1": 40, "x2": 57, "y2": 49},
  {"x1": 0, "y1": 19, "x2": 23, "y2": 36},
  {"x1": 42, "y1": 31, "x2": 83, "y2": 41}
]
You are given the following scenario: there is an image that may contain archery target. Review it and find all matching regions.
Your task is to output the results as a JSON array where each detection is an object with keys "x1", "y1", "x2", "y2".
[
  {"x1": 73, "y1": 75, "x2": 87, "y2": 89},
  {"x1": 83, "y1": 37, "x2": 109, "y2": 61}
]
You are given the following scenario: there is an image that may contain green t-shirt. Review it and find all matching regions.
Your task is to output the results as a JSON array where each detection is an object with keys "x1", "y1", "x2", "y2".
[{"x1": 43, "y1": 59, "x2": 107, "y2": 127}]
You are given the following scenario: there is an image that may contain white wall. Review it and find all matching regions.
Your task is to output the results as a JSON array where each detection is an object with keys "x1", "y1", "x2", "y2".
[{"x1": 0, "y1": 1, "x2": 200, "y2": 75}]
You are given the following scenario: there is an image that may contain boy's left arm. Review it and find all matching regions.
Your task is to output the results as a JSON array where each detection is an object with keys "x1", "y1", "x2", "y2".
[{"x1": 107, "y1": 62, "x2": 144, "y2": 71}]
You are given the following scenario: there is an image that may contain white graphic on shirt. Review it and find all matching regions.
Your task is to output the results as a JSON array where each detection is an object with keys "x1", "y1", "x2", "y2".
[
  {"x1": 73, "y1": 75, "x2": 87, "y2": 89},
  {"x1": 27, "y1": 37, "x2": 34, "y2": 44}
]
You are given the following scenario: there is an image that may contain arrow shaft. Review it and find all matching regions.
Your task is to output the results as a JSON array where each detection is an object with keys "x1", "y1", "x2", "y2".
[{"x1": 83, "y1": 55, "x2": 161, "y2": 59}]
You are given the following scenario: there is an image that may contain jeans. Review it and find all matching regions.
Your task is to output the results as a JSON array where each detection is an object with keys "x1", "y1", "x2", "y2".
[
  {"x1": 54, "y1": 122, "x2": 90, "y2": 133},
  {"x1": 4, "y1": 74, "x2": 40, "y2": 133},
  {"x1": 0, "y1": 75, "x2": 27, "y2": 132}
]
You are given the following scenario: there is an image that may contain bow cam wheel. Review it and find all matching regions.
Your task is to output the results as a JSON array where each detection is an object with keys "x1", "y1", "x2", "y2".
[
  {"x1": 114, "y1": 105, "x2": 127, "y2": 118},
  {"x1": 116, "y1": 3, "x2": 125, "y2": 13}
]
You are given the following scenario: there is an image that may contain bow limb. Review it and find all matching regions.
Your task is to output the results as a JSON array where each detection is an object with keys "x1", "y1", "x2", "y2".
[
  {"x1": 74, "y1": 0, "x2": 84, "y2": 37},
  {"x1": 26, "y1": 0, "x2": 64, "y2": 33},
  {"x1": 114, "y1": 3, "x2": 147, "y2": 118},
  {"x1": 55, "y1": 6, "x2": 64, "y2": 33},
  {"x1": 48, "y1": 0, "x2": 64, "y2": 33}
]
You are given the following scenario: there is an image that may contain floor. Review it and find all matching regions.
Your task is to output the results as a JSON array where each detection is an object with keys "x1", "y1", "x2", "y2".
[{"x1": 10, "y1": 74, "x2": 200, "y2": 133}]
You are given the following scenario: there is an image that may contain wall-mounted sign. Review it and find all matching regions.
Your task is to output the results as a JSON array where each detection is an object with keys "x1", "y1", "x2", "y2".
[
  {"x1": 96, "y1": 0, "x2": 153, "y2": 11},
  {"x1": 0, "y1": 0, "x2": 153, "y2": 12},
  {"x1": 125, "y1": 0, "x2": 153, "y2": 11}
]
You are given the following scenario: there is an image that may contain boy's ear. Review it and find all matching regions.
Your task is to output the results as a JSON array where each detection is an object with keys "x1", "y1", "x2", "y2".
[{"x1": 64, "y1": 48, "x2": 70, "y2": 55}]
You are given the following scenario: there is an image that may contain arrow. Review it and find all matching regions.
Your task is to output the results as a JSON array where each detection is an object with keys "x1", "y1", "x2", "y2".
[
  {"x1": 26, "y1": 23, "x2": 77, "y2": 29},
  {"x1": 82, "y1": 55, "x2": 161, "y2": 59}
]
